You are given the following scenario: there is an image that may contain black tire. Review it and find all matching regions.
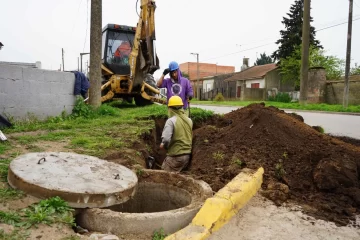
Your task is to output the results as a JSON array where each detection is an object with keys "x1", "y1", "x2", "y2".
[
  {"x1": 0, "y1": 114, "x2": 12, "y2": 128},
  {"x1": 123, "y1": 97, "x2": 133, "y2": 104},
  {"x1": 134, "y1": 95, "x2": 153, "y2": 106}
]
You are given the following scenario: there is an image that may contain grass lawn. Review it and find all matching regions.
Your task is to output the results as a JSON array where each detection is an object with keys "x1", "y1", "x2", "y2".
[
  {"x1": 0, "y1": 99, "x2": 214, "y2": 239},
  {"x1": 190, "y1": 100, "x2": 360, "y2": 113}
]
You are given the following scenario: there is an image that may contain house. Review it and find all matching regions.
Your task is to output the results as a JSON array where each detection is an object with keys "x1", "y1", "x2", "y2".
[
  {"x1": 199, "y1": 73, "x2": 237, "y2": 100},
  {"x1": 203, "y1": 76, "x2": 215, "y2": 93},
  {"x1": 180, "y1": 62, "x2": 235, "y2": 98},
  {"x1": 180, "y1": 62, "x2": 234, "y2": 81},
  {"x1": 224, "y1": 63, "x2": 294, "y2": 100}
]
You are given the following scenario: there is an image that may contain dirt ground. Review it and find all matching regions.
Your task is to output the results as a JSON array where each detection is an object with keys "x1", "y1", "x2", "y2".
[
  {"x1": 2, "y1": 103, "x2": 360, "y2": 238},
  {"x1": 147, "y1": 103, "x2": 360, "y2": 226}
]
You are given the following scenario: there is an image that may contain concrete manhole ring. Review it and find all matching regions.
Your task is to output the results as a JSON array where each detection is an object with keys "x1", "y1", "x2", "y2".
[
  {"x1": 76, "y1": 170, "x2": 213, "y2": 236},
  {"x1": 8, "y1": 152, "x2": 138, "y2": 208}
]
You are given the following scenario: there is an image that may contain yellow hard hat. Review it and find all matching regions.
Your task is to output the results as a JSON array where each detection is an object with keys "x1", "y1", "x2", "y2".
[{"x1": 168, "y1": 96, "x2": 183, "y2": 107}]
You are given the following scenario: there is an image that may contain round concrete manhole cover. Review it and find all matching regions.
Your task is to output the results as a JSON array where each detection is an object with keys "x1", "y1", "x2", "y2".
[{"x1": 8, "y1": 152, "x2": 138, "y2": 208}]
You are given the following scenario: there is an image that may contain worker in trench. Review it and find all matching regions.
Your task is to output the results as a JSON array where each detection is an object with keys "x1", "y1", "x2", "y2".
[{"x1": 159, "y1": 96, "x2": 193, "y2": 172}]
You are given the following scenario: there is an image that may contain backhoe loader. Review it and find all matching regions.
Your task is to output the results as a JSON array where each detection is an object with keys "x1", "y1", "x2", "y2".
[{"x1": 100, "y1": 0, "x2": 165, "y2": 106}]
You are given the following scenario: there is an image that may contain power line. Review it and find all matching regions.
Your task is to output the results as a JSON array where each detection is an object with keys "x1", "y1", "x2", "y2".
[
  {"x1": 202, "y1": 43, "x2": 275, "y2": 61},
  {"x1": 70, "y1": 0, "x2": 84, "y2": 38},
  {"x1": 83, "y1": 0, "x2": 89, "y2": 53},
  {"x1": 317, "y1": 17, "x2": 360, "y2": 31},
  {"x1": 354, "y1": 1, "x2": 360, "y2": 8}
]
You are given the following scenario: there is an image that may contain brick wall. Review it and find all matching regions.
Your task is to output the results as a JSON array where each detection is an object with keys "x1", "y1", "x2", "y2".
[{"x1": 180, "y1": 62, "x2": 235, "y2": 81}]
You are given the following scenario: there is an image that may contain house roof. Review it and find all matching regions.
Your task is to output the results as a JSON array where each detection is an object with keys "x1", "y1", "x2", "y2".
[{"x1": 224, "y1": 63, "x2": 277, "y2": 82}]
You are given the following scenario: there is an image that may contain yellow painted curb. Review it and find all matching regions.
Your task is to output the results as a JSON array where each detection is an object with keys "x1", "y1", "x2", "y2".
[{"x1": 165, "y1": 167, "x2": 264, "y2": 240}]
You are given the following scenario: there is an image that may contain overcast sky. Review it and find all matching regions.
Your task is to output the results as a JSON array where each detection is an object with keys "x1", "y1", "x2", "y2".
[{"x1": 0, "y1": 0, "x2": 359, "y2": 79}]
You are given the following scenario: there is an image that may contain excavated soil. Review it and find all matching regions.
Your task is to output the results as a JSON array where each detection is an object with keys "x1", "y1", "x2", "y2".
[{"x1": 147, "y1": 103, "x2": 360, "y2": 226}]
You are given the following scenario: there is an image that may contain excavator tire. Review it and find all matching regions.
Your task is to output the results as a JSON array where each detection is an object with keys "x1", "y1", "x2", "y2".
[{"x1": 134, "y1": 95, "x2": 153, "y2": 106}]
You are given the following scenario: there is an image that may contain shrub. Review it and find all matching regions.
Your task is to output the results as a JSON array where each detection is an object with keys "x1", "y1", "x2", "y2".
[
  {"x1": 214, "y1": 93, "x2": 225, "y2": 102},
  {"x1": 268, "y1": 92, "x2": 291, "y2": 103}
]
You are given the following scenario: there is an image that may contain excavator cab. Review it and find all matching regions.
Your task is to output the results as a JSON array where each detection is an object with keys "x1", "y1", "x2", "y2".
[
  {"x1": 99, "y1": 1, "x2": 166, "y2": 105},
  {"x1": 102, "y1": 24, "x2": 136, "y2": 75}
]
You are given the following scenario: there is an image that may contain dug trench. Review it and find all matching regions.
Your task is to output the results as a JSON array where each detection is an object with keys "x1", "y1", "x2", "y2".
[{"x1": 134, "y1": 103, "x2": 360, "y2": 227}]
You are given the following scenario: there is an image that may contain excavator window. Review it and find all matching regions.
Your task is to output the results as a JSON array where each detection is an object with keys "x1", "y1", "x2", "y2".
[{"x1": 102, "y1": 26, "x2": 135, "y2": 75}]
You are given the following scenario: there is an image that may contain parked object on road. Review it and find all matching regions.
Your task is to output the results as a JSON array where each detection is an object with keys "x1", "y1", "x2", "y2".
[
  {"x1": 0, "y1": 113, "x2": 12, "y2": 128},
  {"x1": 0, "y1": 130, "x2": 7, "y2": 141}
]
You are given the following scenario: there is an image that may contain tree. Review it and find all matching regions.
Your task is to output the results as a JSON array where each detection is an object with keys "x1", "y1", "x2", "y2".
[
  {"x1": 272, "y1": 0, "x2": 322, "y2": 61},
  {"x1": 254, "y1": 53, "x2": 274, "y2": 65},
  {"x1": 280, "y1": 45, "x2": 344, "y2": 86},
  {"x1": 181, "y1": 72, "x2": 190, "y2": 79},
  {"x1": 350, "y1": 63, "x2": 360, "y2": 75}
]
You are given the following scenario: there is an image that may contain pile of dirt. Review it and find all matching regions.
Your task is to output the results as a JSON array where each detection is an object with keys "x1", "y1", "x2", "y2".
[{"x1": 188, "y1": 103, "x2": 360, "y2": 225}]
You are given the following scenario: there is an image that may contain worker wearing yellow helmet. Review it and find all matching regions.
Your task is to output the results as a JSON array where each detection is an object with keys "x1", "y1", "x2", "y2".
[{"x1": 160, "y1": 96, "x2": 193, "y2": 172}]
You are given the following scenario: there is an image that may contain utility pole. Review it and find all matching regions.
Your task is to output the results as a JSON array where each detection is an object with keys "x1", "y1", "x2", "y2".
[
  {"x1": 343, "y1": 0, "x2": 353, "y2": 108},
  {"x1": 62, "y1": 48, "x2": 65, "y2": 71},
  {"x1": 80, "y1": 52, "x2": 90, "y2": 73},
  {"x1": 88, "y1": 0, "x2": 102, "y2": 107},
  {"x1": 191, "y1": 53, "x2": 200, "y2": 99},
  {"x1": 300, "y1": 0, "x2": 311, "y2": 105}
]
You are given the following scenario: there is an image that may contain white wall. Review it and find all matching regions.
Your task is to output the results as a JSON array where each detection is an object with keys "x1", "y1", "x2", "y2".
[
  {"x1": 203, "y1": 79, "x2": 214, "y2": 92},
  {"x1": 245, "y1": 78, "x2": 265, "y2": 88},
  {"x1": 0, "y1": 64, "x2": 76, "y2": 120}
]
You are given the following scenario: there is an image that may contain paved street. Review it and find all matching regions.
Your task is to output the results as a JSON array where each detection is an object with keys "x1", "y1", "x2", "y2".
[{"x1": 192, "y1": 105, "x2": 360, "y2": 139}]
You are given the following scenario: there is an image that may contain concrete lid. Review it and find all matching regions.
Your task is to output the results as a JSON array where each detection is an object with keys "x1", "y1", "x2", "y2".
[{"x1": 8, "y1": 152, "x2": 138, "y2": 208}]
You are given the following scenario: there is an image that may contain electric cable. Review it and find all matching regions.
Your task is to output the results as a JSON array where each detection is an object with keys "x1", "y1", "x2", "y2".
[
  {"x1": 201, "y1": 17, "x2": 360, "y2": 62},
  {"x1": 316, "y1": 17, "x2": 360, "y2": 32},
  {"x1": 83, "y1": 0, "x2": 89, "y2": 53}
]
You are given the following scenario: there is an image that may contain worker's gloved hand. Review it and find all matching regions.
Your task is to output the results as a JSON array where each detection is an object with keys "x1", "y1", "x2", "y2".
[
  {"x1": 188, "y1": 96, "x2": 193, "y2": 100},
  {"x1": 163, "y1": 68, "x2": 170, "y2": 76}
]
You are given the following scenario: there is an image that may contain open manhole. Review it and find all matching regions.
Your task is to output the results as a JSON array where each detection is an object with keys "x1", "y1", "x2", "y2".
[
  {"x1": 76, "y1": 170, "x2": 212, "y2": 236},
  {"x1": 8, "y1": 152, "x2": 138, "y2": 208}
]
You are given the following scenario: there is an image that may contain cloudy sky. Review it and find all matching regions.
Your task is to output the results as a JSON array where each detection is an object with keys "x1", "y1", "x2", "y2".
[{"x1": 0, "y1": 0, "x2": 359, "y2": 79}]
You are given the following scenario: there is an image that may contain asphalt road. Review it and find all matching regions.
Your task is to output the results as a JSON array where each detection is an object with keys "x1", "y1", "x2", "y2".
[{"x1": 192, "y1": 105, "x2": 360, "y2": 139}]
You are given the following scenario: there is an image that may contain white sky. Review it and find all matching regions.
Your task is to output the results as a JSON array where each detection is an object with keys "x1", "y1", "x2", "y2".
[{"x1": 0, "y1": 0, "x2": 359, "y2": 79}]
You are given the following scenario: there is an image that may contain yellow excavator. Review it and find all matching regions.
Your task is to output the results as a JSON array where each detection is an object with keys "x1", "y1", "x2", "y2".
[{"x1": 100, "y1": 0, "x2": 166, "y2": 106}]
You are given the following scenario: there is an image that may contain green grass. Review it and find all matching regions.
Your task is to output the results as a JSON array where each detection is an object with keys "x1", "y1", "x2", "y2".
[
  {"x1": 0, "y1": 159, "x2": 11, "y2": 181},
  {"x1": 0, "y1": 196, "x2": 75, "y2": 229},
  {"x1": 0, "y1": 229, "x2": 29, "y2": 240},
  {"x1": 152, "y1": 228, "x2": 167, "y2": 240},
  {"x1": 0, "y1": 188, "x2": 24, "y2": 202},
  {"x1": 1, "y1": 102, "x2": 214, "y2": 158},
  {"x1": 0, "y1": 211, "x2": 22, "y2": 225},
  {"x1": 190, "y1": 100, "x2": 360, "y2": 113},
  {"x1": 212, "y1": 151, "x2": 225, "y2": 161},
  {"x1": 0, "y1": 142, "x2": 11, "y2": 155}
]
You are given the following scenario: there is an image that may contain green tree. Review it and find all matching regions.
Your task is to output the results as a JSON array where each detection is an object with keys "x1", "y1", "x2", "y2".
[
  {"x1": 272, "y1": 0, "x2": 322, "y2": 61},
  {"x1": 279, "y1": 45, "x2": 344, "y2": 86},
  {"x1": 350, "y1": 63, "x2": 360, "y2": 75},
  {"x1": 254, "y1": 52, "x2": 274, "y2": 65},
  {"x1": 181, "y1": 72, "x2": 190, "y2": 79}
]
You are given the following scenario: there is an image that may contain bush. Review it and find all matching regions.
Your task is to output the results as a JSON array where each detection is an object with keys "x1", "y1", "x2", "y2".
[
  {"x1": 214, "y1": 93, "x2": 225, "y2": 102},
  {"x1": 71, "y1": 97, "x2": 93, "y2": 118},
  {"x1": 268, "y1": 92, "x2": 291, "y2": 103}
]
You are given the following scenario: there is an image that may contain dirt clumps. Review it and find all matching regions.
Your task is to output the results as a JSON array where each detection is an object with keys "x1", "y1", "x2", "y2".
[{"x1": 188, "y1": 103, "x2": 360, "y2": 225}]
